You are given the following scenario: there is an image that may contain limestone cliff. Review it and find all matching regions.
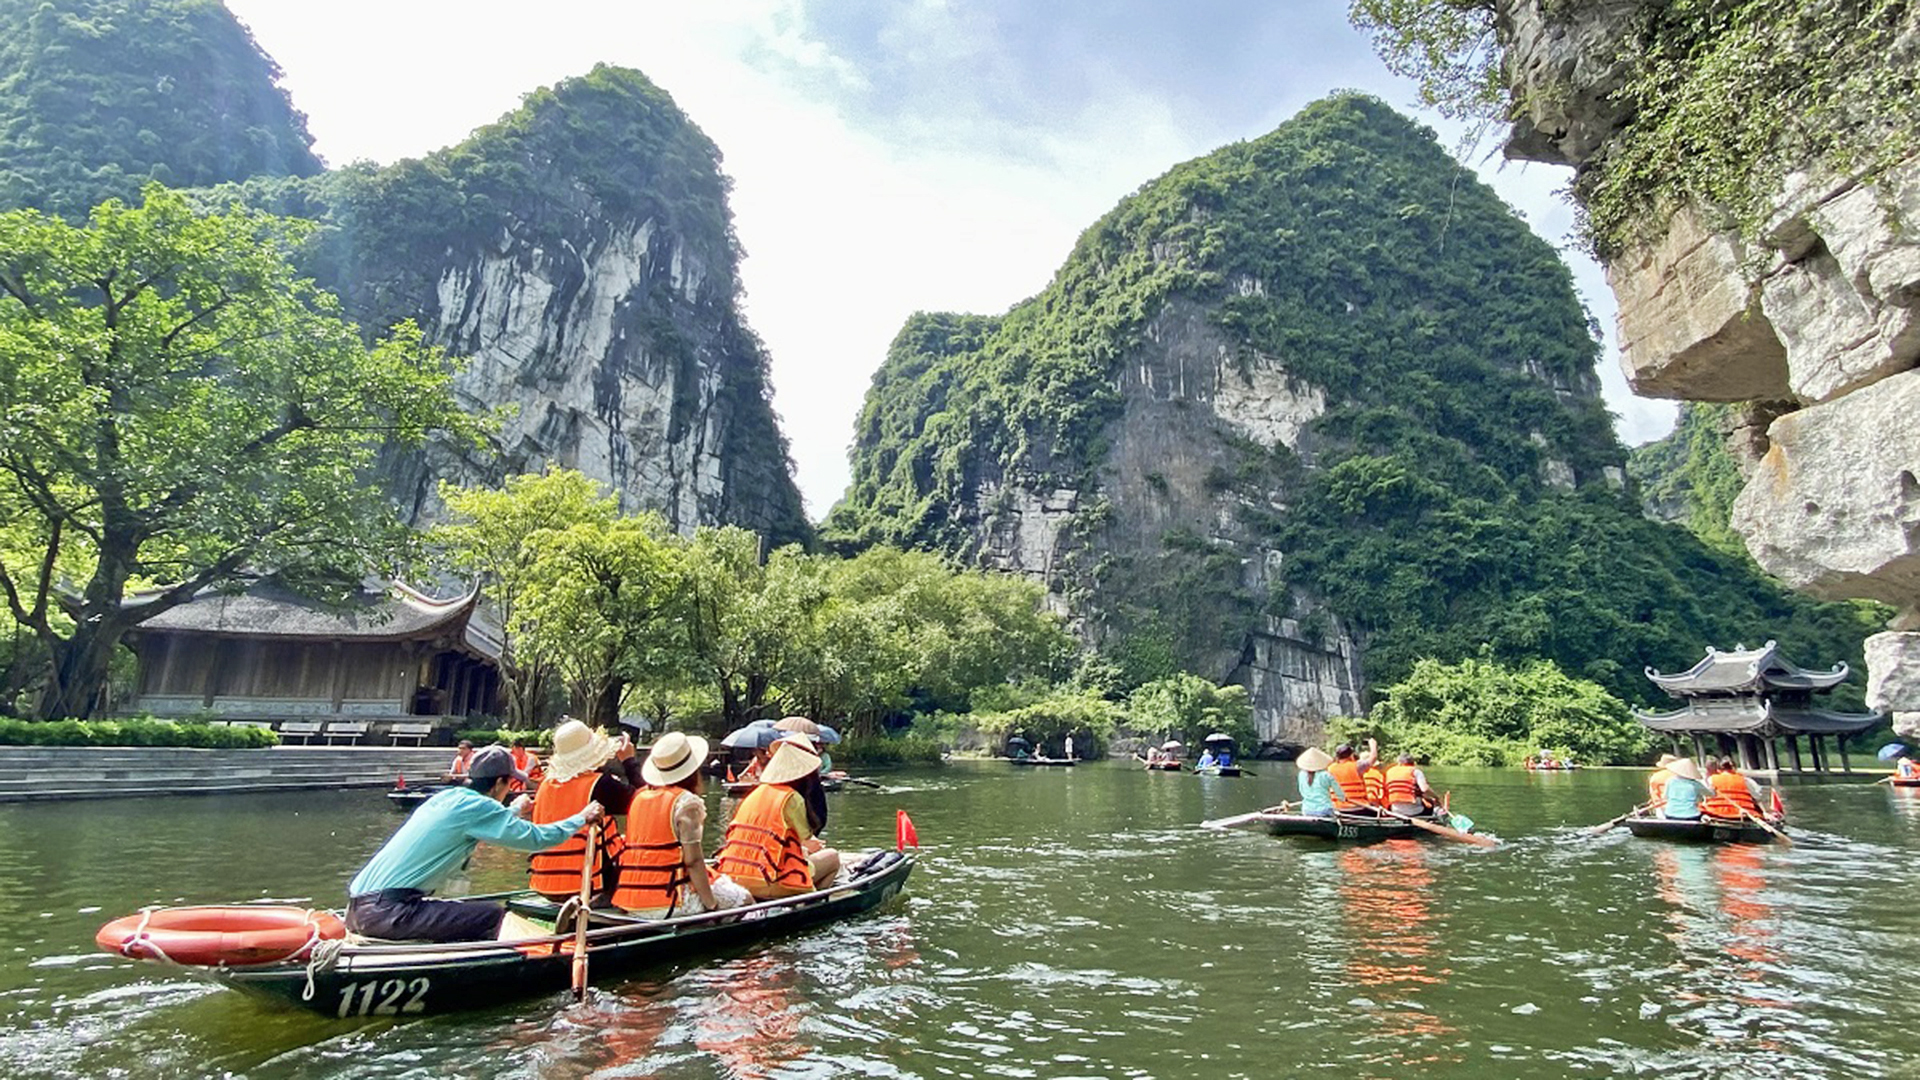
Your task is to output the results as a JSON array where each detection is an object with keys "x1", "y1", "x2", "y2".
[
  {"x1": 829, "y1": 95, "x2": 1862, "y2": 748},
  {"x1": 227, "y1": 66, "x2": 809, "y2": 547},
  {"x1": 1483, "y1": 0, "x2": 1920, "y2": 736}
]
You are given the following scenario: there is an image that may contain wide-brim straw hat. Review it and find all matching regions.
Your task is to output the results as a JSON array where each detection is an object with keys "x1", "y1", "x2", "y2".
[
  {"x1": 1296, "y1": 747, "x2": 1333, "y2": 771},
  {"x1": 1665, "y1": 757, "x2": 1702, "y2": 782},
  {"x1": 642, "y1": 731, "x2": 709, "y2": 787},
  {"x1": 1656, "y1": 753, "x2": 1681, "y2": 768},
  {"x1": 546, "y1": 719, "x2": 615, "y2": 781},
  {"x1": 760, "y1": 739, "x2": 822, "y2": 785}
]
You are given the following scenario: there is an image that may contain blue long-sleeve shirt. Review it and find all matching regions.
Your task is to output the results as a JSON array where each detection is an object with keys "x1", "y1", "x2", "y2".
[{"x1": 349, "y1": 786, "x2": 590, "y2": 897}]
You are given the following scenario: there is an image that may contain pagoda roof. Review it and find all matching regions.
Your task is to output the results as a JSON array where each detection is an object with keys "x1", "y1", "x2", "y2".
[
  {"x1": 125, "y1": 580, "x2": 502, "y2": 663},
  {"x1": 1634, "y1": 697, "x2": 1881, "y2": 737},
  {"x1": 1644, "y1": 641, "x2": 1850, "y2": 698}
]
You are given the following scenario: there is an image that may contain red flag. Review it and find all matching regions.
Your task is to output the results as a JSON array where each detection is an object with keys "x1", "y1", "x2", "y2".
[
  {"x1": 895, "y1": 809, "x2": 920, "y2": 851},
  {"x1": 1769, "y1": 788, "x2": 1785, "y2": 818},
  {"x1": 395, "y1": 774, "x2": 406, "y2": 789},
  {"x1": 725, "y1": 765, "x2": 736, "y2": 783}
]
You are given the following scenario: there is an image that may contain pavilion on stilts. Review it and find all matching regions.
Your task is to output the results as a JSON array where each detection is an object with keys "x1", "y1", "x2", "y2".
[{"x1": 1635, "y1": 641, "x2": 1882, "y2": 778}]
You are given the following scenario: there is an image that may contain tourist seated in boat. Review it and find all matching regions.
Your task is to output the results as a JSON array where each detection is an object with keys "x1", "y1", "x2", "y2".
[
  {"x1": 1196, "y1": 746, "x2": 1219, "y2": 770},
  {"x1": 1701, "y1": 758, "x2": 1764, "y2": 820},
  {"x1": 508, "y1": 738, "x2": 541, "y2": 794},
  {"x1": 612, "y1": 732, "x2": 751, "y2": 919},
  {"x1": 1384, "y1": 754, "x2": 1436, "y2": 816},
  {"x1": 1327, "y1": 739, "x2": 1380, "y2": 814},
  {"x1": 738, "y1": 745, "x2": 772, "y2": 782},
  {"x1": 1362, "y1": 758, "x2": 1386, "y2": 808},
  {"x1": 1897, "y1": 754, "x2": 1919, "y2": 780},
  {"x1": 528, "y1": 719, "x2": 644, "y2": 904},
  {"x1": 1295, "y1": 747, "x2": 1341, "y2": 817},
  {"x1": 447, "y1": 739, "x2": 475, "y2": 781},
  {"x1": 346, "y1": 746, "x2": 606, "y2": 943},
  {"x1": 1647, "y1": 754, "x2": 1680, "y2": 806},
  {"x1": 715, "y1": 738, "x2": 841, "y2": 899},
  {"x1": 1656, "y1": 758, "x2": 1711, "y2": 820}
]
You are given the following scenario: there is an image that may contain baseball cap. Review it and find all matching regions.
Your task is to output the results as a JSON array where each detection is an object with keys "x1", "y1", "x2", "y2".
[{"x1": 467, "y1": 745, "x2": 529, "y2": 783}]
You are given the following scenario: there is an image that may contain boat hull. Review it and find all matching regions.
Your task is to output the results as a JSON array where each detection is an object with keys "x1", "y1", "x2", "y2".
[
  {"x1": 1007, "y1": 758, "x2": 1076, "y2": 767},
  {"x1": 1624, "y1": 816, "x2": 1779, "y2": 844},
  {"x1": 1261, "y1": 812, "x2": 1431, "y2": 842},
  {"x1": 1193, "y1": 765, "x2": 1242, "y2": 777},
  {"x1": 1891, "y1": 777, "x2": 1920, "y2": 788},
  {"x1": 1145, "y1": 762, "x2": 1182, "y2": 772},
  {"x1": 202, "y1": 854, "x2": 914, "y2": 1017}
]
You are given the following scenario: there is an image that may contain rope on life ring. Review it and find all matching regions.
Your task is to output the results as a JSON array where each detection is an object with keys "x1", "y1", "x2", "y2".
[{"x1": 120, "y1": 906, "x2": 182, "y2": 967}]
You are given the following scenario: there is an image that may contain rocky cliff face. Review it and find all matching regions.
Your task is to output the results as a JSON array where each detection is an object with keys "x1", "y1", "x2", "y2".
[
  {"x1": 1491, "y1": 1, "x2": 1920, "y2": 736},
  {"x1": 237, "y1": 66, "x2": 809, "y2": 547}
]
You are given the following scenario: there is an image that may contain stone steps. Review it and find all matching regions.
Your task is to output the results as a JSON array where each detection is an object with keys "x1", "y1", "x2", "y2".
[{"x1": 0, "y1": 746, "x2": 459, "y2": 802}]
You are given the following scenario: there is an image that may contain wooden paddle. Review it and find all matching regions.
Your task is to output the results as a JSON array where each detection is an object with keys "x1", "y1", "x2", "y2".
[
  {"x1": 1874, "y1": 775, "x2": 1896, "y2": 785},
  {"x1": 1740, "y1": 809, "x2": 1793, "y2": 847},
  {"x1": 1583, "y1": 801, "x2": 1655, "y2": 837},
  {"x1": 1382, "y1": 807, "x2": 1498, "y2": 847},
  {"x1": 571, "y1": 828, "x2": 596, "y2": 1002},
  {"x1": 1201, "y1": 802, "x2": 1289, "y2": 829}
]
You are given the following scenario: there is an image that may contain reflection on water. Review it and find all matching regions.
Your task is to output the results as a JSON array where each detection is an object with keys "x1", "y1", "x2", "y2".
[{"x1": 0, "y1": 765, "x2": 1916, "y2": 1078}]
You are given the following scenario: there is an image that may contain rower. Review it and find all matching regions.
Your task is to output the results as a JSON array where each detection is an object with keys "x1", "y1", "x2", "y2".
[
  {"x1": 528, "y1": 719, "x2": 640, "y2": 904},
  {"x1": 1383, "y1": 753, "x2": 1434, "y2": 816},
  {"x1": 1295, "y1": 747, "x2": 1340, "y2": 817},
  {"x1": 612, "y1": 733, "x2": 750, "y2": 918},
  {"x1": 447, "y1": 739, "x2": 474, "y2": 782},
  {"x1": 1327, "y1": 740, "x2": 1379, "y2": 814},
  {"x1": 346, "y1": 746, "x2": 604, "y2": 942},
  {"x1": 1702, "y1": 757, "x2": 1763, "y2": 820},
  {"x1": 714, "y1": 739, "x2": 840, "y2": 899},
  {"x1": 1657, "y1": 758, "x2": 1711, "y2": 820}
]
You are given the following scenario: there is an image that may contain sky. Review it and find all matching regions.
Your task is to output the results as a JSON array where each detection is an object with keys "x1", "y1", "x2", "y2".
[{"x1": 223, "y1": 0, "x2": 1677, "y2": 521}]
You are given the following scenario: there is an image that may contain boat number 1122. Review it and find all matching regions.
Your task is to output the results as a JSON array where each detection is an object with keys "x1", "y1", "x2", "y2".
[{"x1": 336, "y1": 977, "x2": 430, "y2": 1017}]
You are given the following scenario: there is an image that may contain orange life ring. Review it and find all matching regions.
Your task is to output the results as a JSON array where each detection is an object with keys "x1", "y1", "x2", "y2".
[{"x1": 95, "y1": 905, "x2": 346, "y2": 967}]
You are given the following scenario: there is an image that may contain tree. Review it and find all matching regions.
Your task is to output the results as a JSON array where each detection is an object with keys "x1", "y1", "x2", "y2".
[
  {"x1": 0, "y1": 186, "x2": 473, "y2": 718},
  {"x1": 427, "y1": 468, "x2": 617, "y2": 726},
  {"x1": 1126, "y1": 673, "x2": 1255, "y2": 752},
  {"x1": 517, "y1": 513, "x2": 682, "y2": 728}
]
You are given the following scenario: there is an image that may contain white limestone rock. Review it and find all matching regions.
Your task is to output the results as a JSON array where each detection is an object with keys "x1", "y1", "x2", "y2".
[
  {"x1": 1867, "y1": 632, "x2": 1920, "y2": 717},
  {"x1": 1731, "y1": 369, "x2": 1920, "y2": 605}
]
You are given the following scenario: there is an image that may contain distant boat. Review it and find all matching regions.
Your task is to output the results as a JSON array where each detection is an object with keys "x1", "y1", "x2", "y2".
[
  {"x1": 1007, "y1": 756, "x2": 1076, "y2": 767},
  {"x1": 1192, "y1": 764, "x2": 1242, "y2": 777}
]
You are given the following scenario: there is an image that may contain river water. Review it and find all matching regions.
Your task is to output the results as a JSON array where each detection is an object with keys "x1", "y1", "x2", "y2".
[{"x1": 1, "y1": 761, "x2": 1915, "y2": 1079}]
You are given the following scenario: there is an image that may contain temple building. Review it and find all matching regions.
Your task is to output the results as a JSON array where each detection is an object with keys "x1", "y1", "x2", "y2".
[
  {"x1": 122, "y1": 581, "x2": 502, "y2": 735},
  {"x1": 1636, "y1": 641, "x2": 1882, "y2": 776}
]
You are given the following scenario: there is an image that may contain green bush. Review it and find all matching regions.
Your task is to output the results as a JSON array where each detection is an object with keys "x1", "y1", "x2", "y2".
[
  {"x1": 454, "y1": 727, "x2": 554, "y2": 750},
  {"x1": 832, "y1": 732, "x2": 944, "y2": 766},
  {"x1": 0, "y1": 716, "x2": 275, "y2": 748}
]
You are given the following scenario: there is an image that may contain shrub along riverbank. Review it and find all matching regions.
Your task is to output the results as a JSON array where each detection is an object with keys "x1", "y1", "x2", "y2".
[{"x1": 0, "y1": 717, "x2": 277, "y2": 749}]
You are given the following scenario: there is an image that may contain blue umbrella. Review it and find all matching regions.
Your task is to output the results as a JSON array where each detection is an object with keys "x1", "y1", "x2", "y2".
[
  {"x1": 1877, "y1": 742, "x2": 1908, "y2": 760},
  {"x1": 721, "y1": 726, "x2": 782, "y2": 750},
  {"x1": 816, "y1": 724, "x2": 843, "y2": 746}
]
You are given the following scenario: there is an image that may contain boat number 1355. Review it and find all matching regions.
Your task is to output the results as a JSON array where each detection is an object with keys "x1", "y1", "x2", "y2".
[{"x1": 336, "y1": 977, "x2": 430, "y2": 1017}]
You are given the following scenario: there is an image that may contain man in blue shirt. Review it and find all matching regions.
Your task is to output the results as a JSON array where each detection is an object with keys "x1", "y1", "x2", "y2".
[{"x1": 347, "y1": 745, "x2": 605, "y2": 942}]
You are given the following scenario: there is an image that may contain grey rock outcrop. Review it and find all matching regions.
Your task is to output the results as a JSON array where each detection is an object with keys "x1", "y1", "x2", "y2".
[{"x1": 1493, "y1": 3, "x2": 1920, "y2": 734}]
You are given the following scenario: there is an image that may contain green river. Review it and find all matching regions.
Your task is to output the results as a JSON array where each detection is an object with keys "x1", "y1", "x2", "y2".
[{"x1": 2, "y1": 761, "x2": 1916, "y2": 1078}]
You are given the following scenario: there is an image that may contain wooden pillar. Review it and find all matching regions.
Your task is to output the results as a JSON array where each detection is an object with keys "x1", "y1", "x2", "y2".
[
  {"x1": 1811, "y1": 734, "x2": 1826, "y2": 772},
  {"x1": 1691, "y1": 733, "x2": 1708, "y2": 767},
  {"x1": 1839, "y1": 737, "x2": 1853, "y2": 773},
  {"x1": 1765, "y1": 737, "x2": 1780, "y2": 775},
  {"x1": 1786, "y1": 735, "x2": 1803, "y2": 773}
]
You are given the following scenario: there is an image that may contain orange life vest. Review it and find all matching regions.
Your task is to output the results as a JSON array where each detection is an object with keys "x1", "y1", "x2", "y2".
[
  {"x1": 528, "y1": 771, "x2": 624, "y2": 897},
  {"x1": 1384, "y1": 763, "x2": 1421, "y2": 806},
  {"x1": 1703, "y1": 770, "x2": 1760, "y2": 818},
  {"x1": 1362, "y1": 767, "x2": 1386, "y2": 806},
  {"x1": 714, "y1": 783, "x2": 811, "y2": 892},
  {"x1": 1647, "y1": 769, "x2": 1670, "y2": 804},
  {"x1": 610, "y1": 787, "x2": 691, "y2": 913},
  {"x1": 1328, "y1": 760, "x2": 1366, "y2": 808}
]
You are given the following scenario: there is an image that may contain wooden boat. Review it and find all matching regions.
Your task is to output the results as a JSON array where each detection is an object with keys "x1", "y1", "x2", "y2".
[
  {"x1": 1007, "y1": 757, "x2": 1076, "y2": 767},
  {"x1": 386, "y1": 785, "x2": 448, "y2": 811},
  {"x1": 1192, "y1": 764, "x2": 1242, "y2": 777},
  {"x1": 1143, "y1": 760, "x2": 1182, "y2": 772},
  {"x1": 1261, "y1": 810, "x2": 1441, "y2": 841},
  {"x1": 1523, "y1": 763, "x2": 1581, "y2": 772},
  {"x1": 99, "y1": 851, "x2": 914, "y2": 1018},
  {"x1": 1623, "y1": 815, "x2": 1782, "y2": 844},
  {"x1": 1891, "y1": 776, "x2": 1920, "y2": 788}
]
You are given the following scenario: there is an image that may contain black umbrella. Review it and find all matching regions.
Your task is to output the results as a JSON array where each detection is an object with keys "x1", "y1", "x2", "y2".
[{"x1": 1006, "y1": 736, "x2": 1032, "y2": 747}]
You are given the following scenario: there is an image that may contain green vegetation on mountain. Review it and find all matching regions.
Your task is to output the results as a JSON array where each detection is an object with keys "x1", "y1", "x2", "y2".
[
  {"x1": 831, "y1": 93, "x2": 1882, "y2": 711},
  {"x1": 1350, "y1": 0, "x2": 1920, "y2": 256},
  {"x1": 0, "y1": 0, "x2": 321, "y2": 217},
  {"x1": 1626, "y1": 403, "x2": 1748, "y2": 558}
]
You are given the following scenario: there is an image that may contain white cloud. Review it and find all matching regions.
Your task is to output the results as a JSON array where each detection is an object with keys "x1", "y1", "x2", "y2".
[{"x1": 226, "y1": 1, "x2": 1675, "y2": 520}]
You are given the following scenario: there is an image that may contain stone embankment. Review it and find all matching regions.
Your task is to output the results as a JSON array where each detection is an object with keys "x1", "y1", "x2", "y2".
[
  {"x1": 0, "y1": 746, "x2": 459, "y2": 803},
  {"x1": 1494, "y1": 0, "x2": 1920, "y2": 737}
]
